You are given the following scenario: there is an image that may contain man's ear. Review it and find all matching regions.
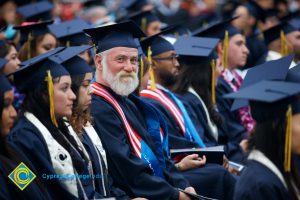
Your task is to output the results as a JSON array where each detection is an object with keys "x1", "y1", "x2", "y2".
[
  {"x1": 217, "y1": 42, "x2": 224, "y2": 54},
  {"x1": 151, "y1": 59, "x2": 158, "y2": 70},
  {"x1": 94, "y1": 54, "x2": 103, "y2": 71}
]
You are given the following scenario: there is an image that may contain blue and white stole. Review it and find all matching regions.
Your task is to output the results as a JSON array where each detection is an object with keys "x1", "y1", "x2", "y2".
[
  {"x1": 91, "y1": 82, "x2": 165, "y2": 178},
  {"x1": 140, "y1": 83, "x2": 206, "y2": 148}
]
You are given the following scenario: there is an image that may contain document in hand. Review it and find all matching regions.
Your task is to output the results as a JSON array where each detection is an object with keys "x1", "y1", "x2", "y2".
[{"x1": 170, "y1": 146, "x2": 224, "y2": 165}]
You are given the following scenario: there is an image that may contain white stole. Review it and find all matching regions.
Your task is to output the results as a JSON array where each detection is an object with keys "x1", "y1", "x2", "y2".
[{"x1": 24, "y1": 112, "x2": 78, "y2": 198}]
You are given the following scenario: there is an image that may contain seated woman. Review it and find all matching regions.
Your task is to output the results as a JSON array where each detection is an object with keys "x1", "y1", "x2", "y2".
[
  {"x1": 7, "y1": 48, "x2": 101, "y2": 199},
  {"x1": 0, "y1": 40, "x2": 23, "y2": 111},
  {"x1": 0, "y1": 74, "x2": 52, "y2": 199},
  {"x1": 52, "y1": 46, "x2": 145, "y2": 200},
  {"x1": 172, "y1": 36, "x2": 246, "y2": 164},
  {"x1": 228, "y1": 80, "x2": 300, "y2": 199}
]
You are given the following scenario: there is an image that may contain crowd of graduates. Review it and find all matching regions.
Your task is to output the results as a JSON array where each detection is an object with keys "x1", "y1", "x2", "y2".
[{"x1": 0, "y1": 0, "x2": 300, "y2": 199}]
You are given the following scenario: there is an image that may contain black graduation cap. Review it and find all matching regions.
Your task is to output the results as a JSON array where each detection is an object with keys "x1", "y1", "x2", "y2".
[
  {"x1": 224, "y1": 80, "x2": 300, "y2": 122},
  {"x1": 83, "y1": 0, "x2": 105, "y2": 9},
  {"x1": 0, "y1": 74, "x2": 12, "y2": 95},
  {"x1": 13, "y1": 20, "x2": 54, "y2": 46},
  {"x1": 174, "y1": 36, "x2": 219, "y2": 63},
  {"x1": 0, "y1": 58, "x2": 8, "y2": 70},
  {"x1": 231, "y1": 54, "x2": 295, "y2": 111},
  {"x1": 244, "y1": 1, "x2": 266, "y2": 22},
  {"x1": 13, "y1": 47, "x2": 69, "y2": 93},
  {"x1": 289, "y1": 18, "x2": 300, "y2": 30},
  {"x1": 286, "y1": 63, "x2": 300, "y2": 83},
  {"x1": 17, "y1": 1, "x2": 53, "y2": 21},
  {"x1": 83, "y1": 21, "x2": 145, "y2": 53},
  {"x1": 279, "y1": 10, "x2": 300, "y2": 22},
  {"x1": 48, "y1": 19, "x2": 91, "y2": 46},
  {"x1": 161, "y1": 24, "x2": 191, "y2": 37},
  {"x1": 140, "y1": 29, "x2": 175, "y2": 56},
  {"x1": 192, "y1": 16, "x2": 240, "y2": 39},
  {"x1": 121, "y1": 0, "x2": 149, "y2": 12},
  {"x1": 263, "y1": 21, "x2": 297, "y2": 45},
  {"x1": 49, "y1": 46, "x2": 93, "y2": 75}
]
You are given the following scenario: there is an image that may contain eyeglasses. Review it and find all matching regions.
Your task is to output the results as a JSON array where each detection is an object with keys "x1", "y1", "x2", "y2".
[{"x1": 153, "y1": 54, "x2": 179, "y2": 64}]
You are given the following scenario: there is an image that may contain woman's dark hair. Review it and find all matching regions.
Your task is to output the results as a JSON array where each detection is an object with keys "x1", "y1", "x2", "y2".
[
  {"x1": 69, "y1": 74, "x2": 93, "y2": 135},
  {"x1": 249, "y1": 118, "x2": 300, "y2": 200},
  {"x1": 20, "y1": 78, "x2": 90, "y2": 176},
  {"x1": 173, "y1": 58, "x2": 223, "y2": 127},
  {"x1": 135, "y1": 55, "x2": 150, "y2": 95},
  {"x1": 0, "y1": 40, "x2": 15, "y2": 58}
]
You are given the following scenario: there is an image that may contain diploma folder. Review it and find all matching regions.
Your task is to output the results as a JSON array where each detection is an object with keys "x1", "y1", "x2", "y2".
[{"x1": 170, "y1": 146, "x2": 224, "y2": 165}]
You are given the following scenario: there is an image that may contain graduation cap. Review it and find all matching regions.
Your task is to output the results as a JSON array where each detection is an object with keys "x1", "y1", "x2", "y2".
[
  {"x1": 48, "y1": 19, "x2": 91, "y2": 46},
  {"x1": 17, "y1": 1, "x2": 53, "y2": 21},
  {"x1": 125, "y1": 10, "x2": 159, "y2": 33},
  {"x1": 83, "y1": 21, "x2": 145, "y2": 53},
  {"x1": 83, "y1": 0, "x2": 105, "y2": 9},
  {"x1": 279, "y1": 10, "x2": 300, "y2": 22},
  {"x1": 0, "y1": 58, "x2": 8, "y2": 70},
  {"x1": 289, "y1": 18, "x2": 300, "y2": 30},
  {"x1": 192, "y1": 16, "x2": 240, "y2": 39},
  {"x1": 13, "y1": 20, "x2": 54, "y2": 46},
  {"x1": 244, "y1": 1, "x2": 266, "y2": 22},
  {"x1": 161, "y1": 24, "x2": 191, "y2": 38},
  {"x1": 13, "y1": 47, "x2": 69, "y2": 127},
  {"x1": 263, "y1": 21, "x2": 297, "y2": 46},
  {"x1": 286, "y1": 63, "x2": 300, "y2": 83},
  {"x1": 231, "y1": 54, "x2": 295, "y2": 111},
  {"x1": 121, "y1": 0, "x2": 149, "y2": 12},
  {"x1": 0, "y1": 74, "x2": 12, "y2": 96},
  {"x1": 49, "y1": 46, "x2": 93, "y2": 75}
]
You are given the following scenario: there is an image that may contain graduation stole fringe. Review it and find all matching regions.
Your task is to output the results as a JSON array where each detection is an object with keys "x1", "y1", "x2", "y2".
[
  {"x1": 280, "y1": 31, "x2": 289, "y2": 56},
  {"x1": 27, "y1": 32, "x2": 33, "y2": 60},
  {"x1": 141, "y1": 17, "x2": 147, "y2": 34},
  {"x1": 211, "y1": 59, "x2": 216, "y2": 106},
  {"x1": 46, "y1": 70, "x2": 58, "y2": 128},
  {"x1": 148, "y1": 46, "x2": 156, "y2": 90},
  {"x1": 284, "y1": 105, "x2": 292, "y2": 172},
  {"x1": 222, "y1": 30, "x2": 229, "y2": 70}
]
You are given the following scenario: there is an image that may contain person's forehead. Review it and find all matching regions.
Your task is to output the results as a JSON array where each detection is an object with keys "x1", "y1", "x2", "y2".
[
  {"x1": 109, "y1": 47, "x2": 138, "y2": 55},
  {"x1": 230, "y1": 34, "x2": 245, "y2": 42}
]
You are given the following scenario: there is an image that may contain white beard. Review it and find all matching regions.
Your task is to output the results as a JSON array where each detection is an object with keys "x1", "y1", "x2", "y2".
[{"x1": 102, "y1": 58, "x2": 139, "y2": 96}]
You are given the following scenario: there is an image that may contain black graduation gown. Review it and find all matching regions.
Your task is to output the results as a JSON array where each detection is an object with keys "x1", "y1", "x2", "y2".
[
  {"x1": 141, "y1": 90, "x2": 237, "y2": 200},
  {"x1": 216, "y1": 76, "x2": 248, "y2": 143},
  {"x1": 81, "y1": 132, "x2": 130, "y2": 200},
  {"x1": 0, "y1": 143, "x2": 52, "y2": 200},
  {"x1": 91, "y1": 85, "x2": 189, "y2": 200},
  {"x1": 7, "y1": 117, "x2": 95, "y2": 200},
  {"x1": 180, "y1": 91, "x2": 247, "y2": 163},
  {"x1": 234, "y1": 160, "x2": 291, "y2": 200}
]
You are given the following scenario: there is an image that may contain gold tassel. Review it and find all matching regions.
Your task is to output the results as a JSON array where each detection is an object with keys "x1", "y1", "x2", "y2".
[
  {"x1": 280, "y1": 30, "x2": 289, "y2": 56},
  {"x1": 27, "y1": 32, "x2": 33, "y2": 60},
  {"x1": 284, "y1": 105, "x2": 292, "y2": 172},
  {"x1": 45, "y1": 70, "x2": 58, "y2": 128},
  {"x1": 211, "y1": 59, "x2": 216, "y2": 106},
  {"x1": 141, "y1": 17, "x2": 147, "y2": 34},
  {"x1": 148, "y1": 46, "x2": 156, "y2": 90},
  {"x1": 222, "y1": 30, "x2": 229, "y2": 70},
  {"x1": 66, "y1": 40, "x2": 70, "y2": 47},
  {"x1": 140, "y1": 57, "x2": 144, "y2": 82}
]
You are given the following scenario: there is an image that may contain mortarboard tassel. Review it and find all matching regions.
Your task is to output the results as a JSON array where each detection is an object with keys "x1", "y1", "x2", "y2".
[
  {"x1": 284, "y1": 105, "x2": 292, "y2": 172},
  {"x1": 280, "y1": 30, "x2": 289, "y2": 56},
  {"x1": 141, "y1": 17, "x2": 147, "y2": 34},
  {"x1": 140, "y1": 57, "x2": 144, "y2": 81},
  {"x1": 211, "y1": 59, "x2": 216, "y2": 106},
  {"x1": 27, "y1": 32, "x2": 33, "y2": 60},
  {"x1": 222, "y1": 30, "x2": 229, "y2": 70},
  {"x1": 66, "y1": 40, "x2": 70, "y2": 47},
  {"x1": 46, "y1": 70, "x2": 58, "y2": 128},
  {"x1": 148, "y1": 46, "x2": 156, "y2": 90}
]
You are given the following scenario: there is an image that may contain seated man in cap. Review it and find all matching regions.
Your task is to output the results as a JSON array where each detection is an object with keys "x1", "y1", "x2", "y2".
[{"x1": 85, "y1": 21, "x2": 196, "y2": 200}]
